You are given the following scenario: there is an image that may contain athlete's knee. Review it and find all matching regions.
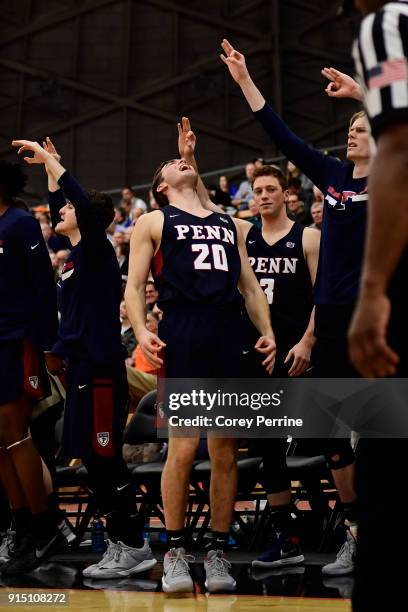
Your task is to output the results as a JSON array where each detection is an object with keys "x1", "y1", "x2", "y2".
[
  {"x1": 208, "y1": 440, "x2": 237, "y2": 472},
  {"x1": 324, "y1": 442, "x2": 355, "y2": 470},
  {"x1": 166, "y1": 438, "x2": 199, "y2": 470}
]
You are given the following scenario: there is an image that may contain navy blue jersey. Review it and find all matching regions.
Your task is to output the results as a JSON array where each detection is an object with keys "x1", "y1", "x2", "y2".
[
  {"x1": 49, "y1": 172, "x2": 123, "y2": 362},
  {"x1": 254, "y1": 104, "x2": 368, "y2": 307},
  {"x1": 254, "y1": 103, "x2": 368, "y2": 338},
  {"x1": 0, "y1": 206, "x2": 58, "y2": 349},
  {"x1": 152, "y1": 205, "x2": 241, "y2": 310},
  {"x1": 246, "y1": 222, "x2": 313, "y2": 344}
]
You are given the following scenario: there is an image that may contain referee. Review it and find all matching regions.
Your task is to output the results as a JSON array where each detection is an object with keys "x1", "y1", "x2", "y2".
[{"x1": 348, "y1": 0, "x2": 408, "y2": 610}]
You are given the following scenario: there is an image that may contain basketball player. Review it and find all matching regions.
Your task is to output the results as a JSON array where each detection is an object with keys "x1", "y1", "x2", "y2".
[
  {"x1": 238, "y1": 165, "x2": 319, "y2": 569},
  {"x1": 125, "y1": 143, "x2": 276, "y2": 592},
  {"x1": 221, "y1": 39, "x2": 369, "y2": 575},
  {"x1": 0, "y1": 160, "x2": 62, "y2": 576},
  {"x1": 347, "y1": 1, "x2": 408, "y2": 609},
  {"x1": 11, "y1": 138, "x2": 156, "y2": 579}
]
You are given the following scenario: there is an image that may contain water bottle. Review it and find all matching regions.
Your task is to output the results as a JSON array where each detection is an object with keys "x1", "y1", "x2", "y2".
[
  {"x1": 143, "y1": 519, "x2": 150, "y2": 542},
  {"x1": 159, "y1": 530, "x2": 167, "y2": 543},
  {"x1": 91, "y1": 513, "x2": 106, "y2": 553}
]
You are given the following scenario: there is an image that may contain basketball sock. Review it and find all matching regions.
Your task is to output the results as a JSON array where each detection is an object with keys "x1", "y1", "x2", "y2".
[
  {"x1": 11, "y1": 507, "x2": 31, "y2": 535},
  {"x1": 166, "y1": 529, "x2": 186, "y2": 549},
  {"x1": 342, "y1": 501, "x2": 358, "y2": 525},
  {"x1": 105, "y1": 510, "x2": 145, "y2": 549},
  {"x1": 47, "y1": 492, "x2": 63, "y2": 521},
  {"x1": 210, "y1": 530, "x2": 230, "y2": 552},
  {"x1": 269, "y1": 504, "x2": 297, "y2": 536},
  {"x1": 31, "y1": 509, "x2": 58, "y2": 546}
]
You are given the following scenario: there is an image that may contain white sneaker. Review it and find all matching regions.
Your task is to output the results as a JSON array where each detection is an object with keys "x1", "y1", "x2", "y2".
[
  {"x1": 322, "y1": 531, "x2": 356, "y2": 576},
  {"x1": 0, "y1": 531, "x2": 15, "y2": 564},
  {"x1": 83, "y1": 539, "x2": 156, "y2": 579},
  {"x1": 204, "y1": 550, "x2": 236, "y2": 593},
  {"x1": 162, "y1": 547, "x2": 195, "y2": 593}
]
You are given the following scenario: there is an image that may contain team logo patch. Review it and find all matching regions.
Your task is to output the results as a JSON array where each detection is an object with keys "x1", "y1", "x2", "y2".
[
  {"x1": 61, "y1": 260, "x2": 74, "y2": 281},
  {"x1": 29, "y1": 376, "x2": 39, "y2": 389},
  {"x1": 97, "y1": 432, "x2": 110, "y2": 447},
  {"x1": 286, "y1": 242, "x2": 295, "y2": 248}
]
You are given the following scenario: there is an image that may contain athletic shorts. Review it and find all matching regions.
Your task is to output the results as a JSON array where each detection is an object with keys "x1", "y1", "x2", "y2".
[
  {"x1": 0, "y1": 337, "x2": 50, "y2": 406},
  {"x1": 62, "y1": 356, "x2": 128, "y2": 459},
  {"x1": 158, "y1": 305, "x2": 244, "y2": 379}
]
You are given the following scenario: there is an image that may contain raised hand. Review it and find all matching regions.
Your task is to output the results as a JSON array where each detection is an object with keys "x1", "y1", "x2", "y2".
[
  {"x1": 42, "y1": 136, "x2": 61, "y2": 162},
  {"x1": 220, "y1": 38, "x2": 250, "y2": 84},
  {"x1": 11, "y1": 139, "x2": 50, "y2": 164},
  {"x1": 321, "y1": 67, "x2": 363, "y2": 101},
  {"x1": 177, "y1": 116, "x2": 196, "y2": 160}
]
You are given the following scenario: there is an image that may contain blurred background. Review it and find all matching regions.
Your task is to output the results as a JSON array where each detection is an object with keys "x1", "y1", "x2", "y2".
[{"x1": 0, "y1": 0, "x2": 361, "y2": 205}]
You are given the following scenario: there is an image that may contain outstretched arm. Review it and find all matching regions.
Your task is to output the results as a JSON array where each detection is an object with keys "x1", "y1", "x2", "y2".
[
  {"x1": 220, "y1": 39, "x2": 342, "y2": 190},
  {"x1": 12, "y1": 139, "x2": 105, "y2": 242}
]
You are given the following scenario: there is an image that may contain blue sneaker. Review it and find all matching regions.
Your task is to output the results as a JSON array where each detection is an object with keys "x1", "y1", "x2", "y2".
[{"x1": 252, "y1": 532, "x2": 304, "y2": 569}]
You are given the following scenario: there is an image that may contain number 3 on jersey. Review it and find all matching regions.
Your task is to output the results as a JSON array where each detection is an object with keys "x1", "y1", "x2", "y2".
[
  {"x1": 260, "y1": 278, "x2": 275, "y2": 304},
  {"x1": 192, "y1": 244, "x2": 229, "y2": 271}
]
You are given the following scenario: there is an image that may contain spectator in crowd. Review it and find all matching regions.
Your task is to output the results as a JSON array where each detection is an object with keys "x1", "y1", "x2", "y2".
[
  {"x1": 40, "y1": 222, "x2": 69, "y2": 253},
  {"x1": 232, "y1": 161, "x2": 254, "y2": 210},
  {"x1": 113, "y1": 230, "x2": 126, "y2": 249},
  {"x1": 123, "y1": 226, "x2": 134, "y2": 243},
  {"x1": 55, "y1": 249, "x2": 70, "y2": 274},
  {"x1": 49, "y1": 251, "x2": 60, "y2": 280},
  {"x1": 287, "y1": 160, "x2": 314, "y2": 206},
  {"x1": 149, "y1": 189, "x2": 160, "y2": 210},
  {"x1": 152, "y1": 302, "x2": 163, "y2": 321},
  {"x1": 120, "y1": 186, "x2": 147, "y2": 217},
  {"x1": 145, "y1": 280, "x2": 158, "y2": 311},
  {"x1": 31, "y1": 204, "x2": 50, "y2": 223},
  {"x1": 114, "y1": 205, "x2": 130, "y2": 231},
  {"x1": 120, "y1": 300, "x2": 137, "y2": 363},
  {"x1": 246, "y1": 198, "x2": 261, "y2": 228},
  {"x1": 132, "y1": 312, "x2": 160, "y2": 375},
  {"x1": 117, "y1": 241, "x2": 130, "y2": 289},
  {"x1": 309, "y1": 201, "x2": 323, "y2": 230},
  {"x1": 287, "y1": 193, "x2": 311, "y2": 226},
  {"x1": 313, "y1": 185, "x2": 324, "y2": 204},
  {"x1": 212, "y1": 175, "x2": 233, "y2": 212},
  {"x1": 253, "y1": 157, "x2": 266, "y2": 169}
]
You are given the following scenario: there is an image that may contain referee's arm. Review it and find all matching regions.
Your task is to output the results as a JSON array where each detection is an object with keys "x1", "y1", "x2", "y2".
[
  {"x1": 349, "y1": 3, "x2": 408, "y2": 376},
  {"x1": 355, "y1": 4, "x2": 408, "y2": 295}
]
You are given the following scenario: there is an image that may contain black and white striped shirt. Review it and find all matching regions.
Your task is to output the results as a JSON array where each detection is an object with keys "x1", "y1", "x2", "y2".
[{"x1": 353, "y1": 0, "x2": 408, "y2": 139}]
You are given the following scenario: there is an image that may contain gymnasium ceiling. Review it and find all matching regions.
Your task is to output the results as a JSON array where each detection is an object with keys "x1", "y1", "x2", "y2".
[{"x1": 0, "y1": 0, "x2": 361, "y2": 203}]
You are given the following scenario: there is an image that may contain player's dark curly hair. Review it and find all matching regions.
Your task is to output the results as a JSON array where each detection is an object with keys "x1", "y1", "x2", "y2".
[
  {"x1": 0, "y1": 160, "x2": 27, "y2": 203},
  {"x1": 86, "y1": 189, "x2": 115, "y2": 229}
]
